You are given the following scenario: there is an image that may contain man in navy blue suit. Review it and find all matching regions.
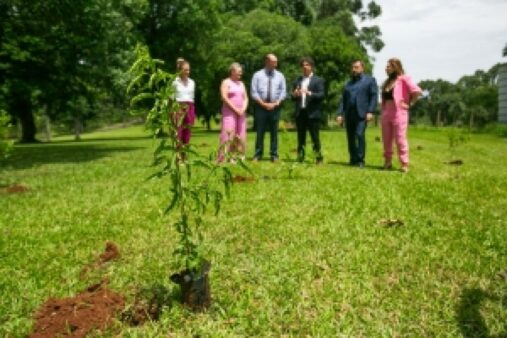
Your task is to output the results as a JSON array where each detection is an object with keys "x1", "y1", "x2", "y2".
[{"x1": 336, "y1": 60, "x2": 378, "y2": 168}]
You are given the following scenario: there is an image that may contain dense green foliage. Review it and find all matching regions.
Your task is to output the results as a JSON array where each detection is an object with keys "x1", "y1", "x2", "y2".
[
  {"x1": 0, "y1": 110, "x2": 13, "y2": 162},
  {"x1": 0, "y1": 0, "x2": 143, "y2": 141},
  {"x1": 412, "y1": 64, "x2": 500, "y2": 128},
  {"x1": 0, "y1": 0, "x2": 382, "y2": 141},
  {"x1": 1, "y1": 125, "x2": 506, "y2": 336}
]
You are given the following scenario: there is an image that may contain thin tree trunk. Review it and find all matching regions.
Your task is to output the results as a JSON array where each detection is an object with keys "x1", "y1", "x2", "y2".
[
  {"x1": 469, "y1": 111, "x2": 474, "y2": 130},
  {"x1": 74, "y1": 116, "x2": 83, "y2": 141},
  {"x1": 44, "y1": 114, "x2": 52, "y2": 142},
  {"x1": 205, "y1": 116, "x2": 211, "y2": 131},
  {"x1": 436, "y1": 110, "x2": 441, "y2": 127}
]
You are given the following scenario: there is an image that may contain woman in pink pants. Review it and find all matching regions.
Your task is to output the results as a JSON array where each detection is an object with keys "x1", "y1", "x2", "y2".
[
  {"x1": 172, "y1": 58, "x2": 196, "y2": 146},
  {"x1": 381, "y1": 58, "x2": 421, "y2": 172},
  {"x1": 218, "y1": 63, "x2": 248, "y2": 163}
]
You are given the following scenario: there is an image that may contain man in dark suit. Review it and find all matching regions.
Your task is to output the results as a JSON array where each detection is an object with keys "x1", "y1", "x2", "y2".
[
  {"x1": 336, "y1": 59, "x2": 378, "y2": 168},
  {"x1": 291, "y1": 57, "x2": 325, "y2": 164}
]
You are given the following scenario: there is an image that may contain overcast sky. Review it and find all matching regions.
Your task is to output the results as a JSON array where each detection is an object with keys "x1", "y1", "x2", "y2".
[{"x1": 369, "y1": 0, "x2": 507, "y2": 84}]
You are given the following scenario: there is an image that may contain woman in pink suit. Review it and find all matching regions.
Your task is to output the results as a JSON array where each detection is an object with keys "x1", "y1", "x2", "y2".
[
  {"x1": 381, "y1": 58, "x2": 422, "y2": 173},
  {"x1": 218, "y1": 62, "x2": 248, "y2": 163}
]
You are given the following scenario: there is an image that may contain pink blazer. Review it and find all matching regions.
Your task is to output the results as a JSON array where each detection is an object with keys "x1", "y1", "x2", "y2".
[{"x1": 382, "y1": 75, "x2": 422, "y2": 111}]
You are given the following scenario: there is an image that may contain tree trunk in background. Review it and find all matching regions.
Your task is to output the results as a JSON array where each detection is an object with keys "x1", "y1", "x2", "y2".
[
  {"x1": 436, "y1": 110, "x2": 441, "y2": 127},
  {"x1": 74, "y1": 116, "x2": 83, "y2": 141},
  {"x1": 44, "y1": 114, "x2": 52, "y2": 142},
  {"x1": 14, "y1": 95, "x2": 37, "y2": 143},
  {"x1": 469, "y1": 111, "x2": 474, "y2": 130}
]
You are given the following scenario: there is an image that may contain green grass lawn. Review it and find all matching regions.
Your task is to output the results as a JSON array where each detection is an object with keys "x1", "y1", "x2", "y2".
[{"x1": 1, "y1": 124, "x2": 506, "y2": 337}]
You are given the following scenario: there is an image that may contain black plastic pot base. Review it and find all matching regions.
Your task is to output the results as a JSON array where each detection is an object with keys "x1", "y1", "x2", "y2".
[{"x1": 170, "y1": 261, "x2": 211, "y2": 311}]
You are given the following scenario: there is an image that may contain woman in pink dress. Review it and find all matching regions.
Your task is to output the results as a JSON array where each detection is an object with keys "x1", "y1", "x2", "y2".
[
  {"x1": 381, "y1": 58, "x2": 422, "y2": 173},
  {"x1": 218, "y1": 63, "x2": 248, "y2": 163}
]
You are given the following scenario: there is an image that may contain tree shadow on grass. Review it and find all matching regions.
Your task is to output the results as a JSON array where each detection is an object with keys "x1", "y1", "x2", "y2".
[
  {"x1": 326, "y1": 160, "x2": 384, "y2": 171},
  {"x1": 46, "y1": 135, "x2": 152, "y2": 144},
  {"x1": 4, "y1": 142, "x2": 144, "y2": 169},
  {"x1": 456, "y1": 286, "x2": 506, "y2": 338}
]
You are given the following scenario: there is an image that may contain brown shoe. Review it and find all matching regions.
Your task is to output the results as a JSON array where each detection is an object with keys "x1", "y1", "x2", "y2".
[
  {"x1": 383, "y1": 162, "x2": 392, "y2": 170},
  {"x1": 271, "y1": 157, "x2": 279, "y2": 163},
  {"x1": 401, "y1": 165, "x2": 409, "y2": 173},
  {"x1": 252, "y1": 157, "x2": 260, "y2": 162}
]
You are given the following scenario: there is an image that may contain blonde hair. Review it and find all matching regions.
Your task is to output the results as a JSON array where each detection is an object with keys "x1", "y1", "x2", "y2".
[
  {"x1": 228, "y1": 62, "x2": 242, "y2": 75},
  {"x1": 176, "y1": 57, "x2": 189, "y2": 71}
]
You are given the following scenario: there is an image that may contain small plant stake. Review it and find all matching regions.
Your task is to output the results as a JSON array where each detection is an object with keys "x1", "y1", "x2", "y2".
[{"x1": 128, "y1": 45, "x2": 239, "y2": 311}]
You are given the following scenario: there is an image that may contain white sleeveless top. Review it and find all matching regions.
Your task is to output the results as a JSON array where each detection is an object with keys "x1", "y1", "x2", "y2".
[{"x1": 172, "y1": 77, "x2": 195, "y2": 102}]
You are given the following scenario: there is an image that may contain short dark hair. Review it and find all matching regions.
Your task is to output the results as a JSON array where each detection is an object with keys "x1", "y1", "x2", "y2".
[
  {"x1": 351, "y1": 59, "x2": 365, "y2": 67},
  {"x1": 299, "y1": 56, "x2": 314, "y2": 68}
]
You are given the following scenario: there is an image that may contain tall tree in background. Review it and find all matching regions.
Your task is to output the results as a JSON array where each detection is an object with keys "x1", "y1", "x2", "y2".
[
  {"x1": 0, "y1": 0, "x2": 143, "y2": 142},
  {"x1": 137, "y1": 0, "x2": 223, "y2": 127},
  {"x1": 211, "y1": 9, "x2": 312, "y2": 123}
]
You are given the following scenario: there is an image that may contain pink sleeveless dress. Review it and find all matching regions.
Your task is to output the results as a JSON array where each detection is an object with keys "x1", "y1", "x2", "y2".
[{"x1": 219, "y1": 79, "x2": 247, "y2": 161}]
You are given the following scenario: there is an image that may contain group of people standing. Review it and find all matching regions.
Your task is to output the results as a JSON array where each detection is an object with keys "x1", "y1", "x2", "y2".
[{"x1": 171, "y1": 54, "x2": 421, "y2": 172}]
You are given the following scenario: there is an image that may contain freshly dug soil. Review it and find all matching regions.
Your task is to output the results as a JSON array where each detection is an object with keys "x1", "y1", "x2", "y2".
[
  {"x1": 80, "y1": 242, "x2": 120, "y2": 279},
  {"x1": 0, "y1": 184, "x2": 30, "y2": 194},
  {"x1": 29, "y1": 281, "x2": 124, "y2": 338},
  {"x1": 99, "y1": 242, "x2": 120, "y2": 263},
  {"x1": 232, "y1": 175, "x2": 255, "y2": 183}
]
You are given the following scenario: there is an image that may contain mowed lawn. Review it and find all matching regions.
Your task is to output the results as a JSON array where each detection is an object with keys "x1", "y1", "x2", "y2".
[{"x1": 1, "y1": 124, "x2": 506, "y2": 337}]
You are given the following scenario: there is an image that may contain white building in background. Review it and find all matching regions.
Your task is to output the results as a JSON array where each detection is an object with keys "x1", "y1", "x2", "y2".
[{"x1": 499, "y1": 63, "x2": 507, "y2": 123}]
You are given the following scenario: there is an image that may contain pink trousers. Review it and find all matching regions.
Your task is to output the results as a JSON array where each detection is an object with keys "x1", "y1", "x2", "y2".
[
  {"x1": 176, "y1": 102, "x2": 195, "y2": 145},
  {"x1": 218, "y1": 110, "x2": 246, "y2": 162},
  {"x1": 381, "y1": 101, "x2": 409, "y2": 165}
]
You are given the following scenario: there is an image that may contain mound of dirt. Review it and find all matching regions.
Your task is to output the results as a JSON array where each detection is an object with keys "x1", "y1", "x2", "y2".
[
  {"x1": 99, "y1": 242, "x2": 120, "y2": 263},
  {"x1": 80, "y1": 242, "x2": 120, "y2": 279},
  {"x1": 0, "y1": 184, "x2": 30, "y2": 194},
  {"x1": 232, "y1": 175, "x2": 255, "y2": 183},
  {"x1": 29, "y1": 281, "x2": 124, "y2": 338}
]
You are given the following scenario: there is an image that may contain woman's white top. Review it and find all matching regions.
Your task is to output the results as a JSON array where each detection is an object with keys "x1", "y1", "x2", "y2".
[{"x1": 172, "y1": 77, "x2": 195, "y2": 102}]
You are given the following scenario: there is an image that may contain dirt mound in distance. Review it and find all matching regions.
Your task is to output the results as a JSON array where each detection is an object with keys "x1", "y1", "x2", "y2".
[
  {"x1": 80, "y1": 241, "x2": 120, "y2": 279},
  {"x1": 0, "y1": 184, "x2": 30, "y2": 194}
]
